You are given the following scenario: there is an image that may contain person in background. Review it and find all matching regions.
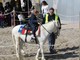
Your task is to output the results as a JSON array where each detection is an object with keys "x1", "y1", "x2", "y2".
[
  {"x1": 0, "y1": 2, "x2": 4, "y2": 28},
  {"x1": 4, "y1": 2, "x2": 13, "y2": 26},
  {"x1": 41, "y1": 1, "x2": 49, "y2": 17},
  {"x1": 10, "y1": 0, "x2": 16, "y2": 9},
  {"x1": 20, "y1": 0, "x2": 32, "y2": 18},
  {"x1": 43, "y1": 8, "x2": 61, "y2": 54},
  {"x1": 14, "y1": 1, "x2": 22, "y2": 11},
  {"x1": 0, "y1": 2, "x2": 4, "y2": 13},
  {"x1": 21, "y1": 0, "x2": 32, "y2": 12},
  {"x1": 0, "y1": 11, "x2": 4, "y2": 28}
]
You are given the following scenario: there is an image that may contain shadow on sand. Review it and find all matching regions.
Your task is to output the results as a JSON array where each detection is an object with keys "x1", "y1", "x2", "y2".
[
  {"x1": 57, "y1": 46, "x2": 79, "y2": 52},
  {"x1": 24, "y1": 46, "x2": 79, "y2": 60},
  {"x1": 45, "y1": 46, "x2": 79, "y2": 60},
  {"x1": 45, "y1": 52, "x2": 78, "y2": 60}
]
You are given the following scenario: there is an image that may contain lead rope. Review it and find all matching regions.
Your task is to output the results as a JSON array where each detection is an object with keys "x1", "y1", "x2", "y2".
[{"x1": 42, "y1": 25, "x2": 51, "y2": 34}]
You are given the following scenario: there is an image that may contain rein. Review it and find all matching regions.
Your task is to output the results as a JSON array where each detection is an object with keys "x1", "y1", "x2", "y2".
[
  {"x1": 41, "y1": 20, "x2": 56, "y2": 34},
  {"x1": 41, "y1": 25, "x2": 51, "y2": 34}
]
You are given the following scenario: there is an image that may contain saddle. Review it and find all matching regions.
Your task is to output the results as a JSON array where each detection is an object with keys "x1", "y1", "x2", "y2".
[
  {"x1": 24, "y1": 24, "x2": 32, "y2": 35},
  {"x1": 18, "y1": 24, "x2": 31, "y2": 34},
  {"x1": 19, "y1": 24, "x2": 40, "y2": 36},
  {"x1": 18, "y1": 24, "x2": 40, "y2": 44}
]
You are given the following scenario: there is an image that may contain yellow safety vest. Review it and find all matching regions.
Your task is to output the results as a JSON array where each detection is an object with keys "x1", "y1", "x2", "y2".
[{"x1": 45, "y1": 14, "x2": 58, "y2": 23}]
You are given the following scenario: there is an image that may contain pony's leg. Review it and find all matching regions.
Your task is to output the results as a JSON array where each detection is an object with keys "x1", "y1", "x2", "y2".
[
  {"x1": 15, "y1": 36, "x2": 19, "y2": 58},
  {"x1": 35, "y1": 48, "x2": 41, "y2": 60},
  {"x1": 40, "y1": 43, "x2": 45, "y2": 60},
  {"x1": 15, "y1": 37, "x2": 23, "y2": 60},
  {"x1": 20, "y1": 39, "x2": 26, "y2": 56}
]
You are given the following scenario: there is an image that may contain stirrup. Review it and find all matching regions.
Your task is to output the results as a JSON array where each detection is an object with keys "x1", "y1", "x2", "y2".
[
  {"x1": 25, "y1": 38, "x2": 27, "y2": 42},
  {"x1": 31, "y1": 37, "x2": 38, "y2": 44},
  {"x1": 31, "y1": 37, "x2": 35, "y2": 40}
]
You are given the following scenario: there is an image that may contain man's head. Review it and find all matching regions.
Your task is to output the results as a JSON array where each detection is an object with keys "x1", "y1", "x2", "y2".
[{"x1": 49, "y1": 8, "x2": 54, "y2": 15}]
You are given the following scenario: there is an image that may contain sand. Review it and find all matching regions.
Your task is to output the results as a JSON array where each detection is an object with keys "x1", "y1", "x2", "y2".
[{"x1": 0, "y1": 23, "x2": 80, "y2": 60}]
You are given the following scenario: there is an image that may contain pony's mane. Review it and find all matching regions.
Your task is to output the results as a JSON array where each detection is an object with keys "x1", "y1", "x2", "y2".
[{"x1": 42, "y1": 20, "x2": 55, "y2": 26}]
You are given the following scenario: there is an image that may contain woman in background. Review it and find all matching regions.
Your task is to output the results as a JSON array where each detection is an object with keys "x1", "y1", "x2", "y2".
[{"x1": 41, "y1": 1, "x2": 49, "y2": 17}]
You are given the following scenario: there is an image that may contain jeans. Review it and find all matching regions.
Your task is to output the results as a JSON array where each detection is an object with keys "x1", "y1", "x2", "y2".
[
  {"x1": 48, "y1": 32, "x2": 56, "y2": 52},
  {"x1": 31, "y1": 24, "x2": 38, "y2": 37}
]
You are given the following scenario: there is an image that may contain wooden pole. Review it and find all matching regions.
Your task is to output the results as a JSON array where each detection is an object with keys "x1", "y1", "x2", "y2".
[{"x1": 13, "y1": 9, "x2": 16, "y2": 26}]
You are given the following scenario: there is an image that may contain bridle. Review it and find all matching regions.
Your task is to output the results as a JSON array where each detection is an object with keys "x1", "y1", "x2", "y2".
[
  {"x1": 41, "y1": 20, "x2": 56, "y2": 34},
  {"x1": 41, "y1": 25, "x2": 51, "y2": 34}
]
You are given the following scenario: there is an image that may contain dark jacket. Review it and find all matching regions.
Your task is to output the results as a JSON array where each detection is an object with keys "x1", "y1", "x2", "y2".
[
  {"x1": 24, "y1": 0, "x2": 32, "y2": 11},
  {"x1": 29, "y1": 14, "x2": 38, "y2": 25},
  {"x1": 0, "y1": 2, "x2": 4, "y2": 13},
  {"x1": 43, "y1": 13, "x2": 61, "y2": 29},
  {"x1": 4, "y1": 2, "x2": 13, "y2": 13}
]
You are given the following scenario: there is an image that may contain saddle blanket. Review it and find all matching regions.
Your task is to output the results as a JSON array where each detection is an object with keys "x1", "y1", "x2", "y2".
[
  {"x1": 18, "y1": 25, "x2": 41, "y2": 36},
  {"x1": 18, "y1": 25, "x2": 31, "y2": 35}
]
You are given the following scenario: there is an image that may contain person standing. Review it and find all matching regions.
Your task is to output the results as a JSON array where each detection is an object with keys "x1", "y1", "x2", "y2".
[
  {"x1": 44, "y1": 8, "x2": 61, "y2": 54},
  {"x1": 0, "y1": 2, "x2": 4, "y2": 13},
  {"x1": 4, "y1": 2, "x2": 13, "y2": 26},
  {"x1": 41, "y1": 1, "x2": 49, "y2": 17},
  {"x1": 20, "y1": 0, "x2": 32, "y2": 18}
]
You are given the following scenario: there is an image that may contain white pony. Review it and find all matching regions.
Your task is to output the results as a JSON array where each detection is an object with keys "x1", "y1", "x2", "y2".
[{"x1": 12, "y1": 20, "x2": 58, "y2": 60}]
